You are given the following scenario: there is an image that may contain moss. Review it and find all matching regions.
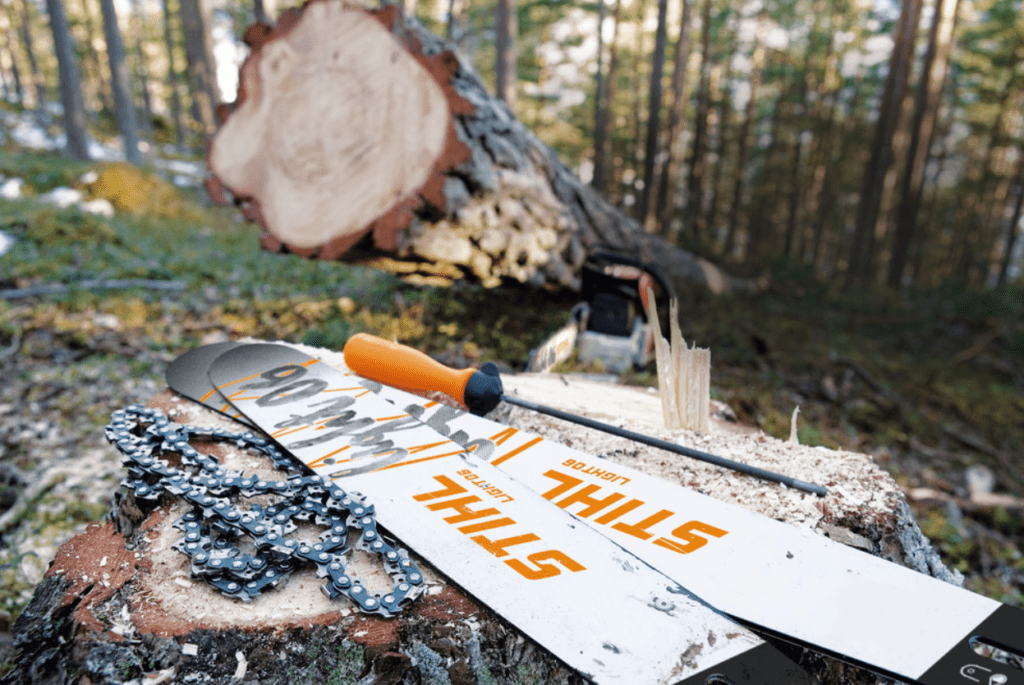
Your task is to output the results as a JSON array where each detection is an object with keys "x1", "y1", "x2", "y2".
[
  {"x1": 325, "y1": 642, "x2": 363, "y2": 685},
  {"x1": 85, "y1": 162, "x2": 202, "y2": 220}
]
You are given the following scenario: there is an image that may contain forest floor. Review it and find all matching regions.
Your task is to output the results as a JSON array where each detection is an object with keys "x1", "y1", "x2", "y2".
[{"x1": 0, "y1": 138, "x2": 1022, "y2": 665}]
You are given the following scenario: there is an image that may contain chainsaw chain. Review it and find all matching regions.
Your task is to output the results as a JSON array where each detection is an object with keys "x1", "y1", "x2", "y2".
[{"x1": 104, "y1": 405, "x2": 425, "y2": 616}]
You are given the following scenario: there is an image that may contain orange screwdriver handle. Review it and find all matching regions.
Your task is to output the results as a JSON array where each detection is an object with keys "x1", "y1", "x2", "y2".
[
  {"x1": 344, "y1": 334, "x2": 505, "y2": 415},
  {"x1": 344, "y1": 333, "x2": 476, "y2": 404}
]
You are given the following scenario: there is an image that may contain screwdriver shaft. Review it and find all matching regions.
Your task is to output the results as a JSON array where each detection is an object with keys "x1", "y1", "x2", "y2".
[{"x1": 501, "y1": 394, "x2": 829, "y2": 497}]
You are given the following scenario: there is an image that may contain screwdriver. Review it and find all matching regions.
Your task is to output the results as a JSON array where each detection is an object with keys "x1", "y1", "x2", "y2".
[{"x1": 343, "y1": 333, "x2": 828, "y2": 497}]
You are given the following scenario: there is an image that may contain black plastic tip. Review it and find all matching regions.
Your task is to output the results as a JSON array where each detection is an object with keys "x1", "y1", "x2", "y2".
[{"x1": 464, "y1": 362, "x2": 503, "y2": 416}]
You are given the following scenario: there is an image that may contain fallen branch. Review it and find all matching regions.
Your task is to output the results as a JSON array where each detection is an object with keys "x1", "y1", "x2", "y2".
[
  {"x1": 0, "y1": 468, "x2": 65, "y2": 537},
  {"x1": 941, "y1": 424, "x2": 1017, "y2": 474},
  {"x1": 0, "y1": 332, "x2": 21, "y2": 361},
  {"x1": 906, "y1": 486, "x2": 1024, "y2": 514},
  {"x1": 0, "y1": 279, "x2": 186, "y2": 300},
  {"x1": 829, "y1": 354, "x2": 906, "y2": 407}
]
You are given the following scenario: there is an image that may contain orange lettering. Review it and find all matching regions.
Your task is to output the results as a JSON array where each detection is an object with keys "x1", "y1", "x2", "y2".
[
  {"x1": 654, "y1": 521, "x2": 728, "y2": 554},
  {"x1": 594, "y1": 498, "x2": 645, "y2": 524},
  {"x1": 413, "y1": 474, "x2": 468, "y2": 501},
  {"x1": 612, "y1": 509, "x2": 674, "y2": 541},
  {"x1": 458, "y1": 516, "x2": 517, "y2": 534},
  {"x1": 541, "y1": 470, "x2": 583, "y2": 501},
  {"x1": 556, "y1": 484, "x2": 626, "y2": 518},
  {"x1": 505, "y1": 550, "x2": 586, "y2": 580},
  {"x1": 471, "y1": 533, "x2": 541, "y2": 558},
  {"x1": 425, "y1": 495, "x2": 501, "y2": 525}
]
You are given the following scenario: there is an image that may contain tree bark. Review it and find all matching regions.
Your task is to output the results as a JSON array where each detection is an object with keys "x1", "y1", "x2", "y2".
[
  {"x1": 705, "y1": 13, "x2": 735, "y2": 245},
  {"x1": 950, "y1": 46, "x2": 1022, "y2": 286},
  {"x1": 782, "y1": 5, "x2": 826, "y2": 260},
  {"x1": 1, "y1": 31, "x2": 24, "y2": 104},
  {"x1": 591, "y1": 0, "x2": 622, "y2": 194},
  {"x1": 161, "y1": 0, "x2": 188, "y2": 151},
  {"x1": 99, "y1": 0, "x2": 142, "y2": 165},
  {"x1": 654, "y1": 0, "x2": 694, "y2": 236},
  {"x1": 130, "y1": 0, "x2": 156, "y2": 146},
  {"x1": 13, "y1": 0, "x2": 46, "y2": 111},
  {"x1": 845, "y1": 0, "x2": 922, "y2": 290},
  {"x1": 638, "y1": 0, "x2": 669, "y2": 230},
  {"x1": 76, "y1": 0, "x2": 113, "y2": 114},
  {"x1": 494, "y1": 0, "x2": 516, "y2": 113},
  {"x1": 592, "y1": 0, "x2": 606, "y2": 188},
  {"x1": 684, "y1": 0, "x2": 714, "y2": 247},
  {"x1": 996, "y1": 153, "x2": 1024, "y2": 287},
  {"x1": 45, "y1": 0, "x2": 90, "y2": 160},
  {"x1": 206, "y1": 0, "x2": 761, "y2": 297},
  {"x1": 721, "y1": 17, "x2": 765, "y2": 261},
  {"x1": 886, "y1": 0, "x2": 959, "y2": 289},
  {"x1": 179, "y1": 0, "x2": 219, "y2": 134}
]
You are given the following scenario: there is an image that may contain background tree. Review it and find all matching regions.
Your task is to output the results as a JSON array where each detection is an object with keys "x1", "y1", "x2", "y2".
[
  {"x1": 161, "y1": 0, "x2": 187, "y2": 150},
  {"x1": 98, "y1": 0, "x2": 142, "y2": 164},
  {"x1": 179, "y1": 0, "x2": 219, "y2": 133},
  {"x1": 637, "y1": 0, "x2": 668, "y2": 229},
  {"x1": 654, "y1": 0, "x2": 694, "y2": 235},
  {"x1": 494, "y1": 0, "x2": 516, "y2": 111},
  {"x1": 12, "y1": 0, "x2": 46, "y2": 112},
  {"x1": 887, "y1": 0, "x2": 960, "y2": 288},
  {"x1": 845, "y1": 0, "x2": 923, "y2": 290},
  {"x1": 45, "y1": 0, "x2": 90, "y2": 159}
]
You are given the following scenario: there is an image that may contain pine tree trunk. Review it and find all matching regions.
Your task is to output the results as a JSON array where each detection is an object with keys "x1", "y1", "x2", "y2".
[
  {"x1": 997, "y1": 153, "x2": 1024, "y2": 287},
  {"x1": 684, "y1": 0, "x2": 713, "y2": 246},
  {"x1": 844, "y1": 0, "x2": 922, "y2": 290},
  {"x1": 591, "y1": 0, "x2": 622, "y2": 194},
  {"x1": 592, "y1": 0, "x2": 606, "y2": 188},
  {"x1": 179, "y1": 0, "x2": 219, "y2": 134},
  {"x1": 721, "y1": 18, "x2": 765, "y2": 261},
  {"x1": 811, "y1": 74, "x2": 865, "y2": 278},
  {"x1": 653, "y1": 0, "x2": 693, "y2": 236},
  {"x1": 705, "y1": 14, "x2": 735, "y2": 244},
  {"x1": 795, "y1": 0, "x2": 839, "y2": 263},
  {"x1": 638, "y1": 0, "x2": 669, "y2": 230},
  {"x1": 0, "y1": 54, "x2": 10, "y2": 101},
  {"x1": 951, "y1": 46, "x2": 1021, "y2": 286},
  {"x1": 206, "y1": 1, "x2": 761, "y2": 297},
  {"x1": 886, "y1": 0, "x2": 959, "y2": 289},
  {"x1": 782, "y1": 5, "x2": 825, "y2": 259},
  {"x1": 161, "y1": 0, "x2": 188, "y2": 151},
  {"x1": 14, "y1": 0, "x2": 47, "y2": 112},
  {"x1": 45, "y1": 0, "x2": 90, "y2": 160},
  {"x1": 99, "y1": 0, "x2": 142, "y2": 165},
  {"x1": 1, "y1": 31, "x2": 24, "y2": 103},
  {"x1": 77, "y1": 0, "x2": 113, "y2": 114},
  {"x1": 494, "y1": 0, "x2": 516, "y2": 113},
  {"x1": 130, "y1": 0, "x2": 156, "y2": 145}
]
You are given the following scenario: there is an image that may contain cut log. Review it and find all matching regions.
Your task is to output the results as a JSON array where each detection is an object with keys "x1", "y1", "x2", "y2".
[
  {"x1": 207, "y1": 0, "x2": 760, "y2": 296},
  {"x1": 4, "y1": 342, "x2": 962, "y2": 685}
]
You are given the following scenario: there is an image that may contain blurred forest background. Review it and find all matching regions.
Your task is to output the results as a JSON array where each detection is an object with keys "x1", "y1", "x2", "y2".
[
  {"x1": 4, "y1": 0, "x2": 1024, "y2": 287},
  {"x1": 0, "y1": 0, "x2": 1022, "y2": 638}
]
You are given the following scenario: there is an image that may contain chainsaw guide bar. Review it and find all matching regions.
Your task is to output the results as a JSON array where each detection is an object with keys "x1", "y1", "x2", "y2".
[{"x1": 163, "y1": 342, "x2": 1024, "y2": 685}]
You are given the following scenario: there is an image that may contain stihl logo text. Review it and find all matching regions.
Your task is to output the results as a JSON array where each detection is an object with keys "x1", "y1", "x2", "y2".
[
  {"x1": 414, "y1": 473, "x2": 586, "y2": 580},
  {"x1": 541, "y1": 467, "x2": 728, "y2": 555}
]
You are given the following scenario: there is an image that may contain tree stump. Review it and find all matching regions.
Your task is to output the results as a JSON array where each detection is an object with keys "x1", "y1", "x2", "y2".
[
  {"x1": 3, "y1": 344, "x2": 961, "y2": 685},
  {"x1": 206, "y1": 0, "x2": 759, "y2": 296}
]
